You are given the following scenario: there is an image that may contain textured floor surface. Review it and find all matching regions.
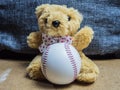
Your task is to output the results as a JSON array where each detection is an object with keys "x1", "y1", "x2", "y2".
[{"x1": 0, "y1": 59, "x2": 120, "y2": 90}]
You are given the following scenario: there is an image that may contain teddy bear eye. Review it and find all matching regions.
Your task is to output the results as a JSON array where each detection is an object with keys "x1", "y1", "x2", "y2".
[
  {"x1": 68, "y1": 16, "x2": 71, "y2": 21},
  {"x1": 44, "y1": 18, "x2": 47, "y2": 24}
]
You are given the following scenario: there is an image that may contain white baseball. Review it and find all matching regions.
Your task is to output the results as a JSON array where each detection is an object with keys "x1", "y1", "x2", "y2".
[{"x1": 41, "y1": 43, "x2": 81, "y2": 85}]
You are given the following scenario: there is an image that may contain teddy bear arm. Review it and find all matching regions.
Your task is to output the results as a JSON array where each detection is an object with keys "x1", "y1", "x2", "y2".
[
  {"x1": 27, "y1": 31, "x2": 42, "y2": 49},
  {"x1": 72, "y1": 26, "x2": 94, "y2": 51}
]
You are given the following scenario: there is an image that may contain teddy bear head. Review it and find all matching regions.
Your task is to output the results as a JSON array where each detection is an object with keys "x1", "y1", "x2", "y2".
[{"x1": 35, "y1": 4, "x2": 83, "y2": 37}]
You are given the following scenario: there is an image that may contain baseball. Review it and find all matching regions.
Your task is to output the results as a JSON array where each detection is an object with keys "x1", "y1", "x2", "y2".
[{"x1": 41, "y1": 43, "x2": 81, "y2": 85}]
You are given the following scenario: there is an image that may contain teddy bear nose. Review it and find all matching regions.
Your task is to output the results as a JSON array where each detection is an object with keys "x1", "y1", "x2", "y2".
[{"x1": 52, "y1": 20, "x2": 60, "y2": 28}]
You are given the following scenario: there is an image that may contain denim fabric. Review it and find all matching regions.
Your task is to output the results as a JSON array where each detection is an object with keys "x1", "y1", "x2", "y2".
[{"x1": 0, "y1": 0, "x2": 120, "y2": 55}]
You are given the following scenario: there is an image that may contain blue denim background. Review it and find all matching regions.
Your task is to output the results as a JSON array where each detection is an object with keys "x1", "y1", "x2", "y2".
[{"x1": 0, "y1": 0, "x2": 120, "y2": 56}]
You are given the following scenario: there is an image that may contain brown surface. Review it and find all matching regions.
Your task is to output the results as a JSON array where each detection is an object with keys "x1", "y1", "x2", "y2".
[{"x1": 0, "y1": 59, "x2": 120, "y2": 90}]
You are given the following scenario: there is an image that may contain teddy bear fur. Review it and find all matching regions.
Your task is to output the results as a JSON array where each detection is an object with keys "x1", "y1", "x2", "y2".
[{"x1": 26, "y1": 4, "x2": 99, "y2": 83}]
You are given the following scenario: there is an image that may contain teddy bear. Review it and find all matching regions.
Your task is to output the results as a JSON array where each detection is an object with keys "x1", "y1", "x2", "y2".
[{"x1": 26, "y1": 4, "x2": 99, "y2": 83}]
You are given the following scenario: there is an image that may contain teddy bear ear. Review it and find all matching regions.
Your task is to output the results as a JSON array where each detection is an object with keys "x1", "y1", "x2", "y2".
[
  {"x1": 77, "y1": 11, "x2": 83, "y2": 24},
  {"x1": 68, "y1": 8, "x2": 83, "y2": 24},
  {"x1": 35, "y1": 4, "x2": 50, "y2": 18}
]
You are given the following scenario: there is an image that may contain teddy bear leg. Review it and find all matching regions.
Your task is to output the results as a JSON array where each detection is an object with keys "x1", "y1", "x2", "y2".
[
  {"x1": 26, "y1": 55, "x2": 45, "y2": 80},
  {"x1": 76, "y1": 52, "x2": 99, "y2": 83}
]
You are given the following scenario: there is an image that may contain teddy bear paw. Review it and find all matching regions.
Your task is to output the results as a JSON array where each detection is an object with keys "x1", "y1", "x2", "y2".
[
  {"x1": 27, "y1": 32, "x2": 40, "y2": 48},
  {"x1": 82, "y1": 26, "x2": 94, "y2": 34},
  {"x1": 26, "y1": 65, "x2": 45, "y2": 80},
  {"x1": 76, "y1": 72, "x2": 98, "y2": 83},
  {"x1": 80, "y1": 26, "x2": 94, "y2": 39}
]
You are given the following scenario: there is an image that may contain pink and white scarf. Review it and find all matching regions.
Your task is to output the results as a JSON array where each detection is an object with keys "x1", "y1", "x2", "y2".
[{"x1": 39, "y1": 33, "x2": 72, "y2": 53}]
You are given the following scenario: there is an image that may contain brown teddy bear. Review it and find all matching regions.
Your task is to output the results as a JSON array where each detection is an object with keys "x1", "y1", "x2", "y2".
[{"x1": 26, "y1": 4, "x2": 99, "y2": 83}]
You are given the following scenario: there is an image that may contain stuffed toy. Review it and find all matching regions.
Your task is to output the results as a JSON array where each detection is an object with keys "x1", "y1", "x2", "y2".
[{"x1": 26, "y1": 4, "x2": 99, "y2": 83}]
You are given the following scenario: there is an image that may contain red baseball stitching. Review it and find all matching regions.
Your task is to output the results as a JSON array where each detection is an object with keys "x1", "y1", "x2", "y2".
[
  {"x1": 41, "y1": 46, "x2": 50, "y2": 79},
  {"x1": 64, "y1": 43, "x2": 77, "y2": 81},
  {"x1": 42, "y1": 43, "x2": 77, "y2": 82}
]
